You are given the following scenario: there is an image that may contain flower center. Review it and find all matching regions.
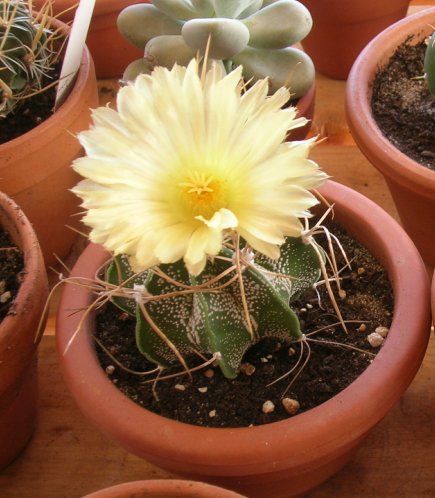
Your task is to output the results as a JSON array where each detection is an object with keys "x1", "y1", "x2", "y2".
[{"x1": 178, "y1": 171, "x2": 224, "y2": 219}]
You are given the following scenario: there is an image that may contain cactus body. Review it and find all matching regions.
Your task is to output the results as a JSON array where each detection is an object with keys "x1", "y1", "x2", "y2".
[
  {"x1": 424, "y1": 31, "x2": 435, "y2": 96},
  {"x1": 107, "y1": 235, "x2": 321, "y2": 379},
  {"x1": 0, "y1": 0, "x2": 57, "y2": 118},
  {"x1": 118, "y1": 0, "x2": 314, "y2": 98}
]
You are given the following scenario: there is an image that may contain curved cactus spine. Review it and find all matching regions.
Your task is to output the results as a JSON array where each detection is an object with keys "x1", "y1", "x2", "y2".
[
  {"x1": 117, "y1": 0, "x2": 314, "y2": 99},
  {"x1": 107, "y1": 236, "x2": 321, "y2": 379},
  {"x1": 0, "y1": 0, "x2": 61, "y2": 118}
]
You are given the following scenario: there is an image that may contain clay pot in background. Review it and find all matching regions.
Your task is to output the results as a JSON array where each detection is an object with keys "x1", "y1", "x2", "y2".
[
  {"x1": 56, "y1": 181, "x2": 431, "y2": 498},
  {"x1": 0, "y1": 19, "x2": 99, "y2": 267},
  {"x1": 0, "y1": 192, "x2": 48, "y2": 470},
  {"x1": 346, "y1": 8, "x2": 435, "y2": 268},
  {"x1": 301, "y1": 0, "x2": 410, "y2": 79}
]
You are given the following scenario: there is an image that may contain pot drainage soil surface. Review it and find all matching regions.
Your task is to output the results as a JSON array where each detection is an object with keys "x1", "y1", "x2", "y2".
[
  {"x1": 94, "y1": 222, "x2": 393, "y2": 428},
  {"x1": 371, "y1": 38, "x2": 435, "y2": 172},
  {"x1": 0, "y1": 226, "x2": 24, "y2": 320}
]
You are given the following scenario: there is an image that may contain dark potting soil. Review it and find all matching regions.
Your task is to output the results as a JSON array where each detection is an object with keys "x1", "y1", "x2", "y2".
[
  {"x1": 0, "y1": 71, "x2": 58, "y2": 145},
  {"x1": 94, "y1": 223, "x2": 393, "y2": 428},
  {"x1": 0, "y1": 226, "x2": 24, "y2": 320},
  {"x1": 371, "y1": 38, "x2": 435, "y2": 171}
]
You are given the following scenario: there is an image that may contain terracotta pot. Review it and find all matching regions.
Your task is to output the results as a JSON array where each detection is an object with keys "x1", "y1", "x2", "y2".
[
  {"x1": 0, "y1": 19, "x2": 99, "y2": 267},
  {"x1": 56, "y1": 180, "x2": 431, "y2": 498},
  {"x1": 34, "y1": 0, "x2": 146, "y2": 78},
  {"x1": 432, "y1": 272, "x2": 435, "y2": 328},
  {"x1": 287, "y1": 82, "x2": 315, "y2": 141},
  {"x1": 82, "y1": 479, "x2": 246, "y2": 498},
  {"x1": 345, "y1": 8, "x2": 435, "y2": 269},
  {"x1": 0, "y1": 192, "x2": 48, "y2": 469},
  {"x1": 300, "y1": 0, "x2": 410, "y2": 79}
]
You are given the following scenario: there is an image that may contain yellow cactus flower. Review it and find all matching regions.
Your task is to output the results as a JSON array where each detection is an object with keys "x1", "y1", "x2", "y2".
[{"x1": 72, "y1": 59, "x2": 326, "y2": 276}]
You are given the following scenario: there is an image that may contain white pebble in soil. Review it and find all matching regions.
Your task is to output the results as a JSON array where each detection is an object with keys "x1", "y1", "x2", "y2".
[
  {"x1": 262, "y1": 400, "x2": 275, "y2": 414},
  {"x1": 367, "y1": 332, "x2": 384, "y2": 348}
]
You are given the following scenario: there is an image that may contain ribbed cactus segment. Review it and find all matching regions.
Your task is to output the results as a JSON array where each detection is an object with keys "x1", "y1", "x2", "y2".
[
  {"x1": 424, "y1": 31, "x2": 435, "y2": 96},
  {"x1": 107, "y1": 236, "x2": 321, "y2": 379},
  {"x1": 117, "y1": 0, "x2": 314, "y2": 98},
  {"x1": 0, "y1": 0, "x2": 56, "y2": 118}
]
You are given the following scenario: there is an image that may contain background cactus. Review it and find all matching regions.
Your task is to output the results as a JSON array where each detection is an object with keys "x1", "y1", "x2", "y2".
[
  {"x1": 107, "y1": 235, "x2": 321, "y2": 379},
  {"x1": 117, "y1": 0, "x2": 315, "y2": 98},
  {"x1": 424, "y1": 31, "x2": 435, "y2": 96},
  {"x1": 0, "y1": 0, "x2": 60, "y2": 118}
]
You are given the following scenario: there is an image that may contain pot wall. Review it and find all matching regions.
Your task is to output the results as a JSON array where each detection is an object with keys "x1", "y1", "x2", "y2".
[
  {"x1": 301, "y1": 0, "x2": 410, "y2": 79},
  {"x1": 345, "y1": 8, "x2": 435, "y2": 268},
  {"x1": 0, "y1": 192, "x2": 48, "y2": 469},
  {"x1": 0, "y1": 19, "x2": 99, "y2": 267},
  {"x1": 56, "y1": 181, "x2": 430, "y2": 498}
]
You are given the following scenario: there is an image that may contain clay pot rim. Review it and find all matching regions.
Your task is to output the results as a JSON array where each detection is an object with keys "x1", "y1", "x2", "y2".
[
  {"x1": 56, "y1": 180, "x2": 430, "y2": 473},
  {"x1": 0, "y1": 192, "x2": 46, "y2": 351},
  {"x1": 0, "y1": 18, "x2": 93, "y2": 152},
  {"x1": 83, "y1": 479, "x2": 245, "y2": 498},
  {"x1": 345, "y1": 7, "x2": 435, "y2": 198}
]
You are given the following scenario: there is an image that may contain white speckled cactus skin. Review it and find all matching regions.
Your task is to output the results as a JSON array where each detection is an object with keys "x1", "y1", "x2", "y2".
[
  {"x1": 117, "y1": 0, "x2": 315, "y2": 98},
  {"x1": 107, "y1": 236, "x2": 321, "y2": 379}
]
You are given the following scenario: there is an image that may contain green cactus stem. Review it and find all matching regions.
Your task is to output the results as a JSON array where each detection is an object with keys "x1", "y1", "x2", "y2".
[
  {"x1": 107, "y1": 235, "x2": 321, "y2": 379},
  {"x1": 0, "y1": 0, "x2": 59, "y2": 118},
  {"x1": 424, "y1": 31, "x2": 435, "y2": 96},
  {"x1": 117, "y1": 0, "x2": 315, "y2": 99}
]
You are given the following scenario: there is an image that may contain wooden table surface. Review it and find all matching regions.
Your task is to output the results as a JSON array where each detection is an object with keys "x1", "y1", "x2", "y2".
[{"x1": 1, "y1": 3, "x2": 434, "y2": 497}]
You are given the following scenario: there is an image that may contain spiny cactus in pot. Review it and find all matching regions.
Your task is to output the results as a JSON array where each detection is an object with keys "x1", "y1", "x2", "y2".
[
  {"x1": 70, "y1": 58, "x2": 329, "y2": 380},
  {"x1": 117, "y1": 0, "x2": 315, "y2": 99},
  {"x1": 0, "y1": 0, "x2": 62, "y2": 118}
]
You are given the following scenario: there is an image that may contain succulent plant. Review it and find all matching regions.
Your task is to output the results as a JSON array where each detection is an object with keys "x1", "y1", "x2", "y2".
[
  {"x1": 107, "y1": 236, "x2": 321, "y2": 379},
  {"x1": 118, "y1": 0, "x2": 315, "y2": 98},
  {"x1": 424, "y1": 31, "x2": 435, "y2": 96},
  {"x1": 0, "y1": 0, "x2": 60, "y2": 118}
]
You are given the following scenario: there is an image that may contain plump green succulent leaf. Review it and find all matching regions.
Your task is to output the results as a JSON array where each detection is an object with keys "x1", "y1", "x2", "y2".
[
  {"x1": 182, "y1": 18, "x2": 249, "y2": 59},
  {"x1": 152, "y1": 0, "x2": 204, "y2": 21},
  {"x1": 122, "y1": 57, "x2": 155, "y2": 81},
  {"x1": 117, "y1": 4, "x2": 182, "y2": 49},
  {"x1": 191, "y1": 0, "x2": 215, "y2": 16},
  {"x1": 145, "y1": 35, "x2": 196, "y2": 68},
  {"x1": 243, "y1": 0, "x2": 313, "y2": 49},
  {"x1": 233, "y1": 46, "x2": 315, "y2": 97},
  {"x1": 212, "y1": 0, "x2": 260, "y2": 18},
  {"x1": 237, "y1": 0, "x2": 263, "y2": 18},
  {"x1": 424, "y1": 31, "x2": 435, "y2": 96}
]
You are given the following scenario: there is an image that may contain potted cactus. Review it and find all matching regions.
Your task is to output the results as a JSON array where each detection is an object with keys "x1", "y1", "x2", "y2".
[
  {"x1": 117, "y1": 0, "x2": 316, "y2": 140},
  {"x1": 346, "y1": 8, "x2": 435, "y2": 268},
  {"x1": 56, "y1": 59, "x2": 430, "y2": 498},
  {"x1": 0, "y1": 0, "x2": 99, "y2": 266}
]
